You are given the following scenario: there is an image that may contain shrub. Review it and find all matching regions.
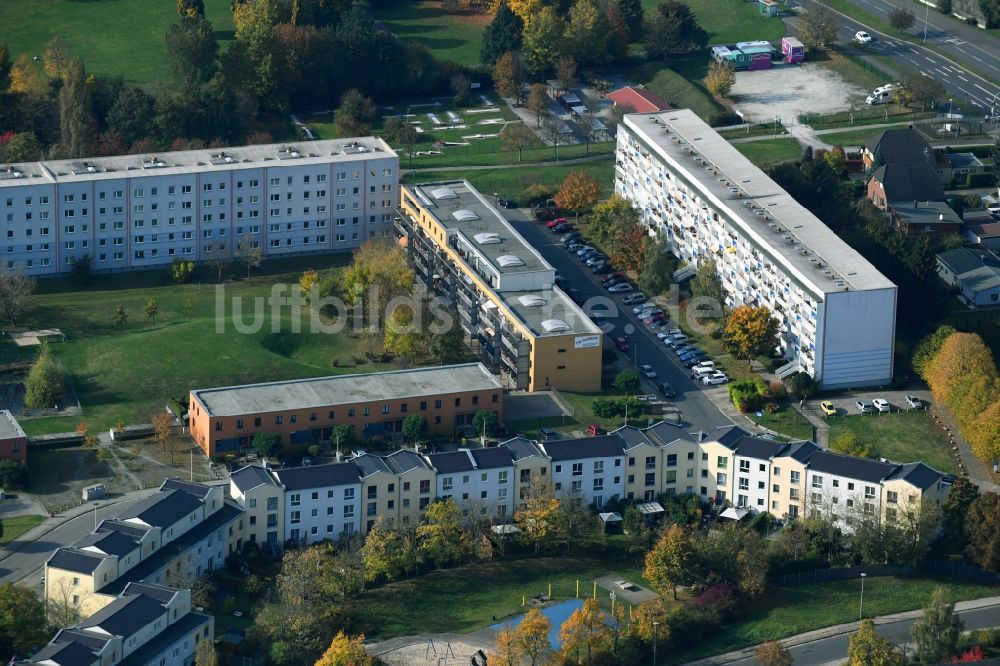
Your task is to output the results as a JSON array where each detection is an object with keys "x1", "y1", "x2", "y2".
[
  {"x1": 0, "y1": 460, "x2": 27, "y2": 490},
  {"x1": 708, "y1": 111, "x2": 742, "y2": 127},
  {"x1": 730, "y1": 378, "x2": 768, "y2": 413},
  {"x1": 763, "y1": 401, "x2": 780, "y2": 414},
  {"x1": 692, "y1": 583, "x2": 740, "y2": 622},
  {"x1": 967, "y1": 173, "x2": 997, "y2": 188},
  {"x1": 24, "y1": 345, "x2": 67, "y2": 409},
  {"x1": 521, "y1": 183, "x2": 553, "y2": 205}
]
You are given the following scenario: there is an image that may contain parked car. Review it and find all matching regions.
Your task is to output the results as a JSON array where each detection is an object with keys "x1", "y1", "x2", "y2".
[
  {"x1": 602, "y1": 271, "x2": 626, "y2": 283},
  {"x1": 651, "y1": 320, "x2": 671, "y2": 332},
  {"x1": 856, "y1": 400, "x2": 874, "y2": 414},
  {"x1": 622, "y1": 292, "x2": 646, "y2": 305},
  {"x1": 552, "y1": 223, "x2": 573, "y2": 234},
  {"x1": 497, "y1": 198, "x2": 514, "y2": 209},
  {"x1": 691, "y1": 360, "x2": 715, "y2": 371},
  {"x1": 988, "y1": 203, "x2": 1000, "y2": 220},
  {"x1": 586, "y1": 424, "x2": 604, "y2": 436},
  {"x1": 539, "y1": 427, "x2": 556, "y2": 439},
  {"x1": 820, "y1": 401, "x2": 837, "y2": 416},
  {"x1": 633, "y1": 302, "x2": 657, "y2": 315},
  {"x1": 679, "y1": 350, "x2": 705, "y2": 363},
  {"x1": 615, "y1": 337, "x2": 630, "y2": 352},
  {"x1": 872, "y1": 398, "x2": 891, "y2": 413},
  {"x1": 640, "y1": 364, "x2": 657, "y2": 378},
  {"x1": 905, "y1": 395, "x2": 923, "y2": 408},
  {"x1": 673, "y1": 344, "x2": 696, "y2": 355},
  {"x1": 585, "y1": 255, "x2": 607, "y2": 267},
  {"x1": 659, "y1": 382, "x2": 676, "y2": 398},
  {"x1": 701, "y1": 372, "x2": 729, "y2": 385},
  {"x1": 667, "y1": 336, "x2": 690, "y2": 348},
  {"x1": 854, "y1": 30, "x2": 872, "y2": 44},
  {"x1": 605, "y1": 277, "x2": 627, "y2": 289},
  {"x1": 580, "y1": 251, "x2": 602, "y2": 262},
  {"x1": 575, "y1": 246, "x2": 595, "y2": 257},
  {"x1": 608, "y1": 283, "x2": 633, "y2": 293},
  {"x1": 563, "y1": 233, "x2": 582, "y2": 245},
  {"x1": 592, "y1": 262, "x2": 612, "y2": 274},
  {"x1": 683, "y1": 354, "x2": 710, "y2": 367},
  {"x1": 566, "y1": 241, "x2": 585, "y2": 252}
]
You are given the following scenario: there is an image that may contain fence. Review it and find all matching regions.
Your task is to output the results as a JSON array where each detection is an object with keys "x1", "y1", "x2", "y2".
[{"x1": 768, "y1": 561, "x2": 1000, "y2": 587}]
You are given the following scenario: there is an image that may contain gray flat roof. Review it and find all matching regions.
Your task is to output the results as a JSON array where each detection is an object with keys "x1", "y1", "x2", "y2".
[
  {"x1": 495, "y1": 288, "x2": 601, "y2": 337},
  {"x1": 0, "y1": 410, "x2": 26, "y2": 440},
  {"x1": 0, "y1": 138, "x2": 395, "y2": 187},
  {"x1": 193, "y1": 362, "x2": 503, "y2": 417},
  {"x1": 624, "y1": 111, "x2": 895, "y2": 295},
  {"x1": 408, "y1": 180, "x2": 550, "y2": 276}
]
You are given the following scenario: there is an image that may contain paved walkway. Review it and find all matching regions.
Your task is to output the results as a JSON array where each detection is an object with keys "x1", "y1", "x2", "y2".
[
  {"x1": 681, "y1": 595, "x2": 1000, "y2": 666},
  {"x1": 935, "y1": 402, "x2": 1000, "y2": 492}
]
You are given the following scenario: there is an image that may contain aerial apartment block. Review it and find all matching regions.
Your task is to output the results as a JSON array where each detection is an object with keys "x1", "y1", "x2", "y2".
[
  {"x1": 229, "y1": 424, "x2": 946, "y2": 547},
  {"x1": 27, "y1": 583, "x2": 212, "y2": 666},
  {"x1": 396, "y1": 180, "x2": 602, "y2": 392},
  {"x1": 0, "y1": 138, "x2": 398, "y2": 276},
  {"x1": 44, "y1": 479, "x2": 244, "y2": 620},
  {"x1": 616, "y1": 110, "x2": 897, "y2": 389},
  {"x1": 188, "y1": 363, "x2": 504, "y2": 457}
]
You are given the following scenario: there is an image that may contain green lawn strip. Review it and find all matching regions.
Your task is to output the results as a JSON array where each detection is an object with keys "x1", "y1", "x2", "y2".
[
  {"x1": 372, "y1": 0, "x2": 487, "y2": 66},
  {"x1": 409, "y1": 162, "x2": 615, "y2": 204},
  {"x1": 639, "y1": 0, "x2": 785, "y2": 43},
  {"x1": 0, "y1": 0, "x2": 235, "y2": 85},
  {"x1": 818, "y1": 128, "x2": 891, "y2": 146},
  {"x1": 400, "y1": 142, "x2": 616, "y2": 169},
  {"x1": 0, "y1": 515, "x2": 46, "y2": 544},
  {"x1": 731, "y1": 139, "x2": 802, "y2": 168},
  {"x1": 666, "y1": 575, "x2": 999, "y2": 664},
  {"x1": 352, "y1": 555, "x2": 646, "y2": 638},
  {"x1": 718, "y1": 126, "x2": 791, "y2": 139},
  {"x1": 628, "y1": 60, "x2": 724, "y2": 121},
  {"x1": 753, "y1": 408, "x2": 815, "y2": 441},
  {"x1": 826, "y1": 410, "x2": 958, "y2": 472}
]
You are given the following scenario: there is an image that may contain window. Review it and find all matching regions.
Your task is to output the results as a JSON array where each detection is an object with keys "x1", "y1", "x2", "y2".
[
  {"x1": 572, "y1": 463, "x2": 583, "y2": 476},
  {"x1": 593, "y1": 478, "x2": 604, "y2": 491},
  {"x1": 420, "y1": 479, "x2": 430, "y2": 493},
  {"x1": 344, "y1": 505, "x2": 354, "y2": 518},
  {"x1": 789, "y1": 488, "x2": 800, "y2": 500},
  {"x1": 267, "y1": 497, "x2": 278, "y2": 510},
  {"x1": 290, "y1": 511, "x2": 301, "y2": 524},
  {"x1": 740, "y1": 460, "x2": 750, "y2": 472},
  {"x1": 886, "y1": 491, "x2": 898, "y2": 504},
  {"x1": 738, "y1": 477, "x2": 749, "y2": 490},
  {"x1": 367, "y1": 502, "x2": 377, "y2": 517},
  {"x1": 594, "y1": 460, "x2": 604, "y2": 474},
  {"x1": 344, "y1": 488, "x2": 354, "y2": 501},
  {"x1": 717, "y1": 472, "x2": 727, "y2": 485},
  {"x1": 666, "y1": 454, "x2": 677, "y2": 467},
  {"x1": 290, "y1": 494, "x2": 300, "y2": 506},
  {"x1": 717, "y1": 456, "x2": 728, "y2": 469},
  {"x1": 442, "y1": 476, "x2": 453, "y2": 491},
  {"x1": 811, "y1": 475, "x2": 823, "y2": 488},
  {"x1": 498, "y1": 471, "x2": 508, "y2": 484},
  {"x1": 790, "y1": 470, "x2": 800, "y2": 484},
  {"x1": 864, "y1": 486, "x2": 876, "y2": 499}
]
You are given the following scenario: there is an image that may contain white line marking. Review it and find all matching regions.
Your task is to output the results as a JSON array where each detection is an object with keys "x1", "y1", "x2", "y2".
[
  {"x1": 958, "y1": 75, "x2": 969, "y2": 82},
  {"x1": 908, "y1": 47, "x2": 919, "y2": 54},
  {"x1": 971, "y1": 54, "x2": 984, "y2": 61},
  {"x1": 925, "y1": 56, "x2": 935, "y2": 62},
  {"x1": 975, "y1": 84, "x2": 994, "y2": 95},
  {"x1": 936, "y1": 68, "x2": 951, "y2": 77}
]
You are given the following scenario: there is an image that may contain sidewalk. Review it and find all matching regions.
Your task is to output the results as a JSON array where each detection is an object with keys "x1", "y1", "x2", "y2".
[{"x1": 680, "y1": 596, "x2": 1000, "y2": 666}]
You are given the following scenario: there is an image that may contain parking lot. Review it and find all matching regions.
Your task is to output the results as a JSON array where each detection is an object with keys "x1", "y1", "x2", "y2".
[
  {"x1": 810, "y1": 389, "x2": 934, "y2": 417},
  {"x1": 728, "y1": 62, "x2": 869, "y2": 125}
]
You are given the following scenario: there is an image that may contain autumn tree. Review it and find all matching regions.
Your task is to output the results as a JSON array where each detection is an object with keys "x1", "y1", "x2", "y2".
[
  {"x1": 0, "y1": 270, "x2": 36, "y2": 326},
  {"x1": 300, "y1": 269, "x2": 320, "y2": 298},
  {"x1": 493, "y1": 51, "x2": 526, "y2": 103},
  {"x1": 553, "y1": 56, "x2": 578, "y2": 95},
  {"x1": 152, "y1": 410, "x2": 175, "y2": 452},
  {"x1": 314, "y1": 631, "x2": 373, "y2": 666},
  {"x1": 800, "y1": 4, "x2": 838, "y2": 49},
  {"x1": 334, "y1": 88, "x2": 377, "y2": 136},
  {"x1": 342, "y1": 240, "x2": 414, "y2": 334},
  {"x1": 911, "y1": 587, "x2": 963, "y2": 665},
  {"x1": 383, "y1": 304, "x2": 424, "y2": 359},
  {"x1": 514, "y1": 478, "x2": 563, "y2": 552},
  {"x1": 177, "y1": 0, "x2": 206, "y2": 20},
  {"x1": 417, "y1": 497, "x2": 470, "y2": 567},
  {"x1": 195, "y1": 639, "x2": 218, "y2": 666},
  {"x1": 24, "y1": 345, "x2": 67, "y2": 410},
  {"x1": 690, "y1": 257, "x2": 726, "y2": 310},
  {"x1": 43, "y1": 35, "x2": 72, "y2": 81},
  {"x1": 967, "y1": 400, "x2": 1000, "y2": 464},
  {"x1": 238, "y1": 234, "x2": 264, "y2": 278},
  {"x1": 113, "y1": 303, "x2": 129, "y2": 333},
  {"x1": 490, "y1": 624, "x2": 525, "y2": 666},
  {"x1": 8, "y1": 54, "x2": 48, "y2": 98},
  {"x1": 848, "y1": 619, "x2": 903, "y2": 666},
  {"x1": 755, "y1": 641, "x2": 793, "y2": 666},
  {"x1": 516, "y1": 608, "x2": 553, "y2": 666},
  {"x1": 830, "y1": 432, "x2": 872, "y2": 458},
  {"x1": 500, "y1": 123, "x2": 538, "y2": 162},
  {"x1": 644, "y1": 524, "x2": 694, "y2": 599},
  {"x1": 589, "y1": 196, "x2": 639, "y2": 247},
  {"x1": 912, "y1": 325, "x2": 956, "y2": 379},
  {"x1": 722, "y1": 306, "x2": 779, "y2": 367},
  {"x1": 964, "y1": 492, "x2": 1000, "y2": 571},
  {"x1": 143, "y1": 298, "x2": 160, "y2": 327},
  {"x1": 527, "y1": 83, "x2": 550, "y2": 126},
  {"x1": 555, "y1": 170, "x2": 600, "y2": 220},
  {"x1": 888, "y1": 5, "x2": 915, "y2": 31},
  {"x1": 362, "y1": 519, "x2": 418, "y2": 582},
  {"x1": 559, "y1": 597, "x2": 611, "y2": 664},
  {"x1": 704, "y1": 60, "x2": 736, "y2": 98}
]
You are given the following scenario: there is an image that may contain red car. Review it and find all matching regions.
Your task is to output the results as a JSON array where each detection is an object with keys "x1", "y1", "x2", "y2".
[
  {"x1": 546, "y1": 217, "x2": 568, "y2": 228},
  {"x1": 615, "y1": 336, "x2": 630, "y2": 352},
  {"x1": 586, "y1": 424, "x2": 605, "y2": 436},
  {"x1": 602, "y1": 271, "x2": 625, "y2": 283}
]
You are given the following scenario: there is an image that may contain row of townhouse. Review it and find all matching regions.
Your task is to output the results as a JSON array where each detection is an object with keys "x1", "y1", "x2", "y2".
[
  {"x1": 25, "y1": 583, "x2": 212, "y2": 666},
  {"x1": 229, "y1": 423, "x2": 949, "y2": 547},
  {"x1": 44, "y1": 479, "x2": 245, "y2": 621},
  {"x1": 0, "y1": 138, "x2": 398, "y2": 276}
]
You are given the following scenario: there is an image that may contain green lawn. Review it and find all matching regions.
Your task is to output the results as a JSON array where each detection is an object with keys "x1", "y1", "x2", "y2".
[
  {"x1": 731, "y1": 138, "x2": 802, "y2": 168},
  {"x1": 640, "y1": 0, "x2": 786, "y2": 44},
  {"x1": 0, "y1": 0, "x2": 235, "y2": 85},
  {"x1": 10, "y1": 254, "x2": 433, "y2": 435},
  {"x1": 753, "y1": 408, "x2": 815, "y2": 441},
  {"x1": 507, "y1": 388, "x2": 664, "y2": 438},
  {"x1": 372, "y1": 0, "x2": 489, "y2": 66},
  {"x1": 352, "y1": 555, "x2": 646, "y2": 638},
  {"x1": 826, "y1": 410, "x2": 958, "y2": 473},
  {"x1": 817, "y1": 128, "x2": 888, "y2": 147},
  {"x1": 628, "y1": 60, "x2": 724, "y2": 122},
  {"x1": 667, "y1": 576, "x2": 1000, "y2": 663},
  {"x1": 0, "y1": 515, "x2": 46, "y2": 545}
]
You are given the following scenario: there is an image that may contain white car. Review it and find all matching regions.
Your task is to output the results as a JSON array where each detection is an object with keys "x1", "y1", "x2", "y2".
[
  {"x1": 854, "y1": 31, "x2": 872, "y2": 44},
  {"x1": 633, "y1": 302, "x2": 657, "y2": 315},
  {"x1": 701, "y1": 372, "x2": 729, "y2": 385},
  {"x1": 856, "y1": 400, "x2": 874, "y2": 414},
  {"x1": 640, "y1": 364, "x2": 657, "y2": 378},
  {"x1": 692, "y1": 361, "x2": 716, "y2": 371},
  {"x1": 872, "y1": 398, "x2": 891, "y2": 413},
  {"x1": 905, "y1": 395, "x2": 923, "y2": 408},
  {"x1": 622, "y1": 292, "x2": 646, "y2": 305},
  {"x1": 608, "y1": 282, "x2": 633, "y2": 293},
  {"x1": 987, "y1": 203, "x2": 1000, "y2": 220}
]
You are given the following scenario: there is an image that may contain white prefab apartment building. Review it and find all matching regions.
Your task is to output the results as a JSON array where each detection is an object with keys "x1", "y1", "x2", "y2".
[
  {"x1": 616, "y1": 110, "x2": 897, "y2": 389},
  {"x1": 0, "y1": 138, "x2": 398, "y2": 276}
]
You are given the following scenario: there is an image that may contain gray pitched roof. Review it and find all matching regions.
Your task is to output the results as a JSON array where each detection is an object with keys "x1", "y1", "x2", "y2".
[
  {"x1": 30, "y1": 639, "x2": 99, "y2": 666},
  {"x1": 938, "y1": 247, "x2": 988, "y2": 275},
  {"x1": 470, "y1": 447, "x2": 515, "y2": 469},
  {"x1": 231, "y1": 465, "x2": 279, "y2": 493},
  {"x1": 642, "y1": 421, "x2": 694, "y2": 446},
  {"x1": 872, "y1": 163, "x2": 944, "y2": 203},
  {"x1": 78, "y1": 593, "x2": 166, "y2": 637},
  {"x1": 352, "y1": 453, "x2": 392, "y2": 477},
  {"x1": 96, "y1": 520, "x2": 152, "y2": 541},
  {"x1": 117, "y1": 489, "x2": 204, "y2": 529},
  {"x1": 272, "y1": 461, "x2": 360, "y2": 490},
  {"x1": 47, "y1": 548, "x2": 109, "y2": 575},
  {"x1": 885, "y1": 462, "x2": 944, "y2": 489},
  {"x1": 501, "y1": 437, "x2": 546, "y2": 461},
  {"x1": 783, "y1": 440, "x2": 822, "y2": 462},
  {"x1": 863, "y1": 128, "x2": 933, "y2": 163},
  {"x1": 119, "y1": 582, "x2": 181, "y2": 604},
  {"x1": 384, "y1": 449, "x2": 430, "y2": 474},
  {"x1": 806, "y1": 450, "x2": 897, "y2": 483},
  {"x1": 733, "y1": 436, "x2": 790, "y2": 461},
  {"x1": 614, "y1": 425, "x2": 652, "y2": 450},
  {"x1": 159, "y1": 478, "x2": 213, "y2": 499},
  {"x1": 544, "y1": 435, "x2": 624, "y2": 461},
  {"x1": 75, "y1": 530, "x2": 140, "y2": 558},
  {"x1": 426, "y1": 450, "x2": 475, "y2": 474}
]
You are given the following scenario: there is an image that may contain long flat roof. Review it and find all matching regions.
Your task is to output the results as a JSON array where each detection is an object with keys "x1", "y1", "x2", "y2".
[
  {"x1": 623, "y1": 110, "x2": 895, "y2": 295},
  {"x1": 0, "y1": 138, "x2": 395, "y2": 187},
  {"x1": 496, "y1": 287, "x2": 601, "y2": 337},
  {"x1": 192, "y1": 362, "x2": 503, "y2": 417}
]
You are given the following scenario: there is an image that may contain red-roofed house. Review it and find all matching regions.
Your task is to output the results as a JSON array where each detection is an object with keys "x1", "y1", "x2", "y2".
[
  {"x1": 606, "y1": 86, "x2": 671, "y2": 114},
  {"x1": 966, "y1": 221, "x2": 1000, "y2": 251}
]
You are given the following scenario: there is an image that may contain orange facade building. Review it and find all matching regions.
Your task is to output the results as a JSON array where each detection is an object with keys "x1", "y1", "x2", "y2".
[{"x1": 189, "y1": 363, "x2": 504, "y2": 457}]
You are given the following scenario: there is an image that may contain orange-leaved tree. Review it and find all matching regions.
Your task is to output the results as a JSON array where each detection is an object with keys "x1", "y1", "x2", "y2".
[
  {"x1": 644, "y1": 524, "x2": 694, "y2": 600},
  {"x1": 516, "y1": 608, "x2": 553, "y2": 666},
  {"x1": 559, "y1": 597, "x2": 611, "y2": 664},
  {"x1": 722, "y1": 305, "x2": 780, "y2": 368},
  {"x1": 314, "y1": 631, "x2": 372, "y2": 666},
  {"x1": 555, "y1": 170, "x2": 601, "y2": 221},
  {"x1": 925, "y1": 332, "x2": 997, "y2": 407}
]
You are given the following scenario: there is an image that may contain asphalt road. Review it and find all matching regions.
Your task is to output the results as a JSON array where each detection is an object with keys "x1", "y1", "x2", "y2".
[
  {"x1": 506, "y1": 211, "x2": 734, "y2": 435},
  {"x1": 0, "y1": 493, "x2": 150, "y2": 587},
  {"x1": 719, "y1": 603, "x2": 1000, "y2": 666},
  {"x1": 800, "y1": 0, "x2": 1000, "y2": 114}
]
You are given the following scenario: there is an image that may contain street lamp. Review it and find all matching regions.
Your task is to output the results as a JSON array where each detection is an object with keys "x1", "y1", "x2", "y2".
[
  {"x1": 923, "y1": 0, "x2": 929, "y2": 42},
  {"x1": 93, "y1": 502, "x2": 100, "y2": 530},
  {"x1": 653, "y1": 621, "x2": 660, "y2": 665},
  {"x1": 859, "y1": 573, "x2": 867, "y2": 620},
  {"x1": 609, "y1": 590, "x2": 616, "y2": 616}
]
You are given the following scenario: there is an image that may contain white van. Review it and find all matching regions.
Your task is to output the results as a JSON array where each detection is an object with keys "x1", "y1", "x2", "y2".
[
  {"x1": 692, "y1": 365, "x2": 717, "y2": 379},
  {"x1": 866, "y1": 84, "x2": 896, "y2": 105}
]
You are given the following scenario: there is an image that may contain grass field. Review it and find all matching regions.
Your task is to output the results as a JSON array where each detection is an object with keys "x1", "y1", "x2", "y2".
[
  {"x1": 0, "y1": 514, "x2": 46, "y2": 545},
  {"x1": 732, "y1": 138, "x2": 802, "y2": 167},
  {"x1": 0, "y1": 0, "x2": 235, "y2": 85},
  {"x1": 666, "y1": 575, "x2": 999, "y2": 663},
  {"x1": 6, "y1": 254, "x2": 434, "y2": 435},
  {"x1": 817, "y1": 127, "x2": 892, "y2": 147},
  {"x1": 628, "y1": 60, "x2": 724, "y2": 121},
  {"x1": 754, "y1": 408, "x2": 815, "y2": 441},
  {"x1": 506, "y1": 388, "x2": 660, "y2": 439},
  {"x1": 827, "y1": 410, "x2": 958, "y2": 473},
  {"x1": 372, "y1": 0, "x2": 490, "y2": 67},
  {"x1": 640, "y1": 0, "x2": 786, "y2": 44},
  {"x1": 352, "y1": 555, "x2": 646, "y2": 638}
]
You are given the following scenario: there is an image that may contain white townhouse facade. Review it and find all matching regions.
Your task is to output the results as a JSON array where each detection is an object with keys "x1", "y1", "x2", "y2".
[
  {"x1": 272, "y1": 463, "x2": 362, "y2": 544},
  {"x1": 426, "y1": 447, "x2": 517, "y2": 519},
  {"x1": 804, "y1": 452, "x2": 892, "y2": 527},
  {"x1": 542, "y1": 437, "x2": 627, "y2": 509},
  {"x1": 730, "y1": 437, "x2": 780, "y2": 511},
  {"x1": 0, "y1": 138, "x2": 398, "y2": 276},
  {"x1": 616, "y1": 110, "x2": 898, "y2": 389}
]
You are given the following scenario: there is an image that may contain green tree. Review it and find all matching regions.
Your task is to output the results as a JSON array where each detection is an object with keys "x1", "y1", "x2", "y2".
[
  {"x1": 0, "y1": 270, "x2": 36, "y2": 326},
  {"x1": 481, "y1": 1, "x2": 524, "y2": 64},
  {"x1": 429, "y1": 304, "x2": 469, "y2": 364},
  {"x1": 639, "y1": 235, "x2": 676, "y2": 296},
  {"x1": 690, "y1": 257, "x2": 726, "y2": 311},
  {"x1": 144, "y1": 298, "x2": 159, "y2": 327},
  {"x1": 330, "y1": 424, "x2": 355, "y2": 451},
  {"x1": 252, "y1": 431, "x2": 283, "y2": 458},
  {"x1": 644, "y1": 524, "x2": 694, "y2": 599},
  {"x1": 848, "y1": 619, "x2": 903, "y2": 666},
  {"x1": 177, "y1": 0, "x2": 206, "y2": 20},
  {"x1": 69, "y1": 254, "x2": 92, "y2": 286},
  {"x1": 170, "y1": 258, "x2": 195, "y2": 282},
  {"x1": 401, "y1": 414, "x2": 428, "y2": 443},
  {"x1": 800, "y1": 4, "x2": 838, "y2": 49},
  {"x1": 723, "y1": 305, "x2": 780, "y2": 367},
  {"x1": 0, "y1": 460, "x2": 27, "y2": 490},
  {"x1": 964, "y1": 492, "x2": 1000, "y2": 571},
  {"x1": 616, "y1": 0, "x2": 645, "y2": 40},
  {"x1": 417, "y1": 497, "x2": 470, "y2": 567},
  {"x1": 2, "y1": 132, "x2": 42, "y2": 162},
  {"x1": 24, "y1": 345, "x2": 67, "y2": 410},
  {"x1": 522, "y1": 6, "x2": 565, "y2": 74},
  {"x1": 56, "y1": 58, "x2": 95, "y2": 159},
  {"x1": 942, "y1": 475, "x2": 980, "y2": 543},
  {"x1": 106, "y1": 87, "x2": 157, "y2": 144},
  {"x1": 911, "y1": 587, "x2": 963, "y2": 664},
  {"x1": 614, "y1": 369, "x2": 641, "y2": 393},
  {"x1": 643, "y1": 0, "x2": 708, "y2": 59},
  {"x1": 564, "y1": 0, "x2": 611, "y2": 66},
  {"x1": 113, "y1": 303, "x2": 129, "y2": 333},
  {"x1": 0, "y1": 583, "x2": 51, "y2": 657},
  {"x1": 472, "y1": 409, "x2": 499, "y2": 436},
  {"x1": 334, "y1": 88, "x2": 376, "y2": 136},
  {"x1": 912, "y1": 325, "x2": 956, "y2": 379},
  {"x1": 589, "y1": 196, "x2": 639, "y2": 247}
]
